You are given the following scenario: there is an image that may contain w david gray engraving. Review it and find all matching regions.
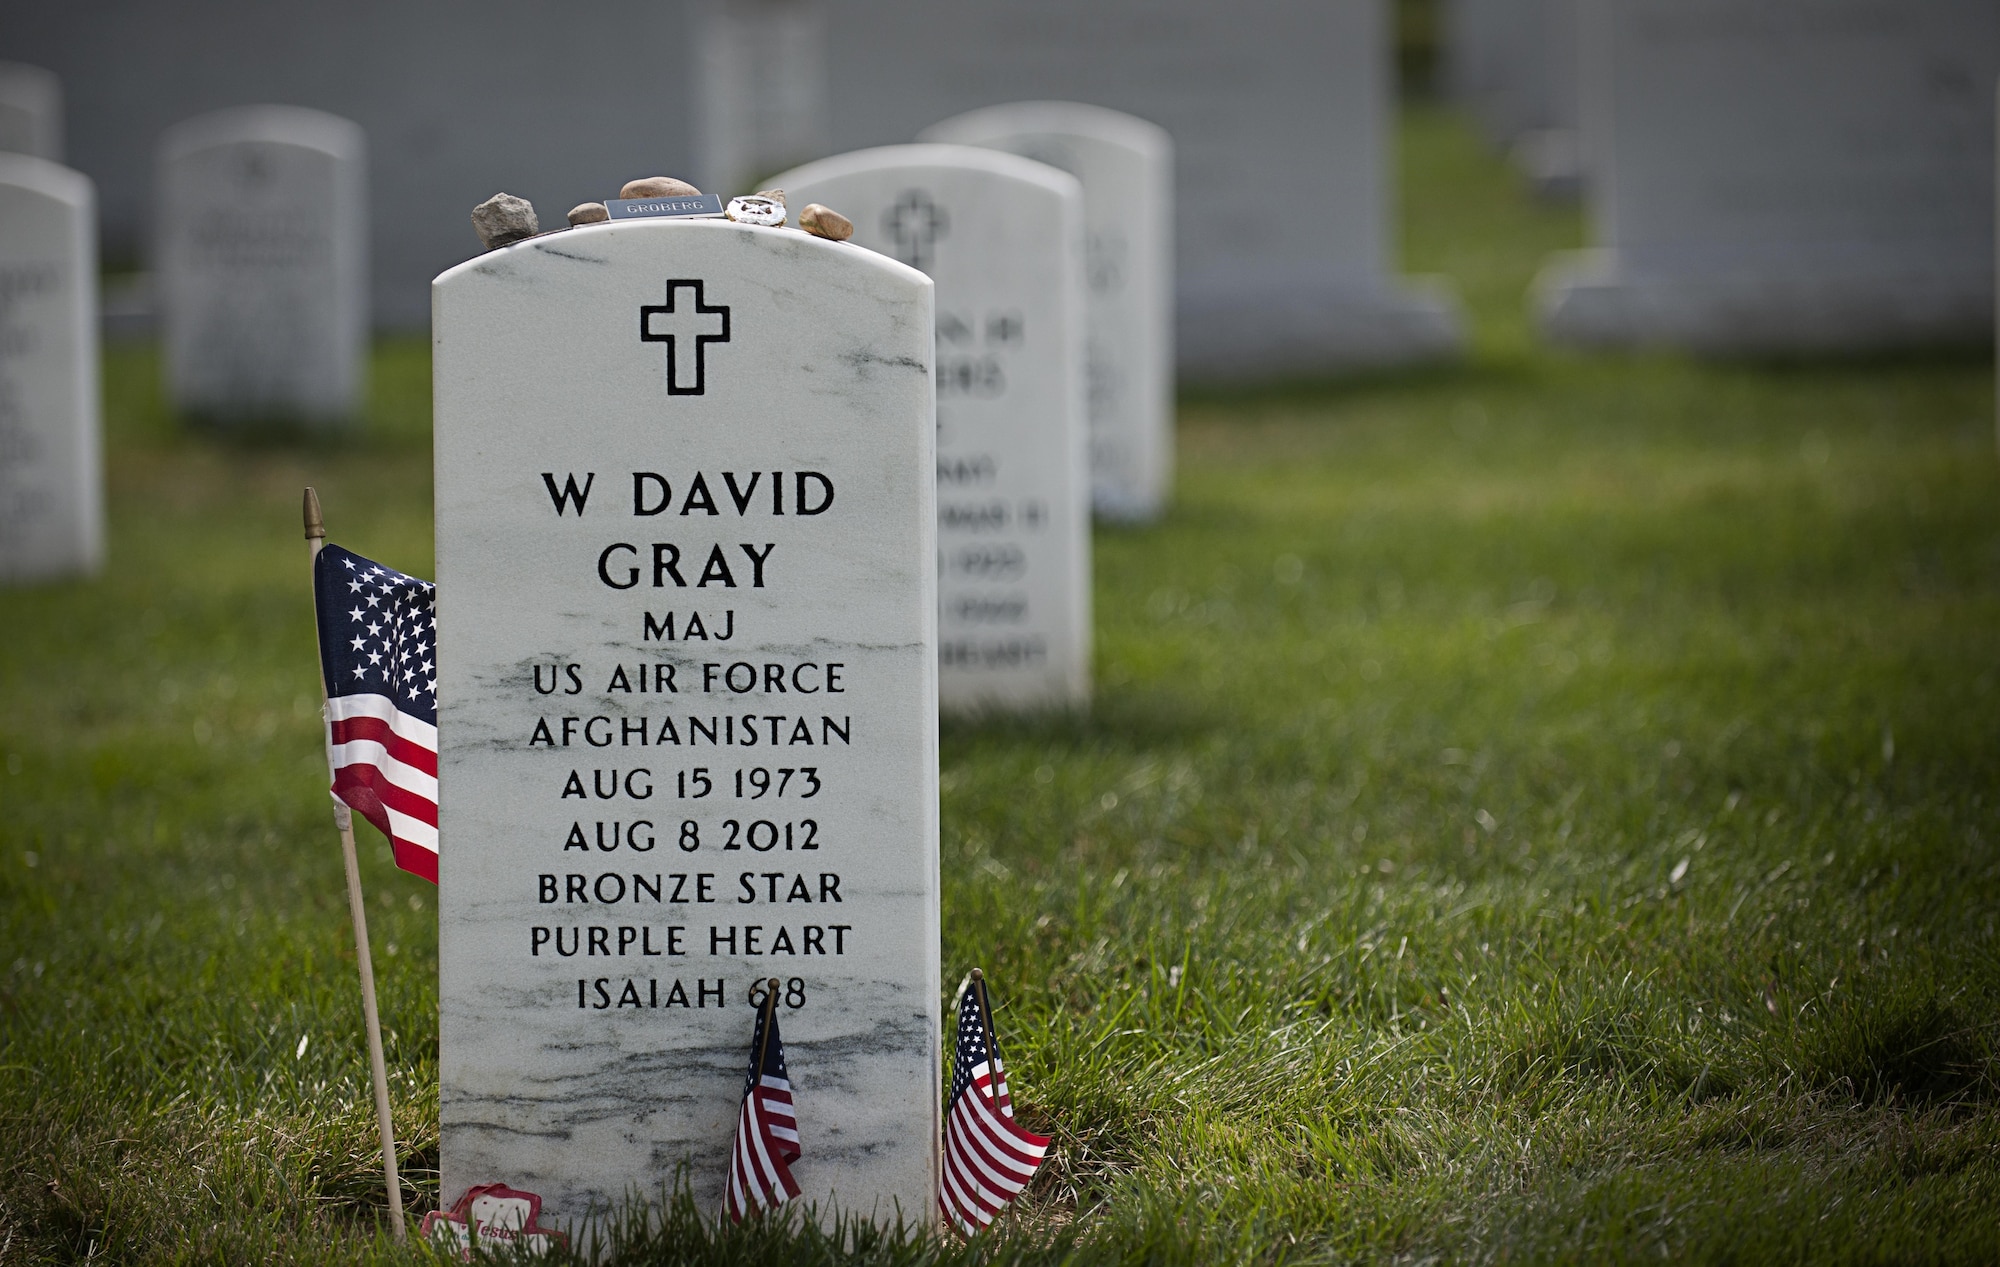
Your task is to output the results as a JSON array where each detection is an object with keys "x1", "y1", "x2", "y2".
[
  {"x1": 0, "y1": 153, "x2": 100, "y2": 584},
  {"x1": 156, "y1": 105, "x2": 367, "y2": 426},
  {"x1": 432, "y1": 204, "x2": 940, "y2": 1223},
  {"x1": 773, "y1": 145, "x2": 1092, "y2": 712},
  {"x1": 921, "y1": 102, "x2": 1175, "y2": 522}
]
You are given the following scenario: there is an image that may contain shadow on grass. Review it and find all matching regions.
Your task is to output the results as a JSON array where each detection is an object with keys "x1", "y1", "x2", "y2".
[
  {"x1": 1178, "y1": 341, "x2": 1994, "y2": 429},
  {"x1": 520, "y1": 1172, "x2": 1304, "y2": 1267},
  {"x1": 525, "y1": 1175, "x2": 1025, "y2": 1267},
  {"x1": 1799, "y1": 991, "x2": 1994, "y2": 1109},
  {"x1": 1714, "y1": 343, "x2": 1994, "y2": 379},
  {"x1": 939, "y1": 689, "x2": 1223, "y2": 756},
  {"x1": 168, "y1": 415, "x2": 405, "y2": 454},
  {"x1": 1176, "y1": 353, "x2": 1552, "y2": 414}
]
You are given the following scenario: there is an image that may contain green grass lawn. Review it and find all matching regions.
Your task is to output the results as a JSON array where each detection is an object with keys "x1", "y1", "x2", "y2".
[{"x1": 4, "y1": 105, "x2": 1999, "y2": 1264}]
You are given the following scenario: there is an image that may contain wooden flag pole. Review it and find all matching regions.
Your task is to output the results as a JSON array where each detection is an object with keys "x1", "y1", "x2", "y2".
[{"x1": 305, "y1": 487, "x2": 408, "y2": 1240}]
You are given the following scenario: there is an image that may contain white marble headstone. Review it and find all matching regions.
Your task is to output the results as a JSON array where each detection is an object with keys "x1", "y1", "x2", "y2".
[
  {"x1": 693, "y1": 0, "x2": 829, "y2": 198},
  {"x1": 820, "y1": 0, "x2": 1463, "y2": 379},
  {"x1": 0, "y1": 154, "x2": 101, "y2": 585},
  {"x1": 921, "y1": 103, "x2": 1174, "y2": 523},
  {"x1": 1442, "y1": 0, "x2": 1584, "y2": 197},
  {"x1": 0, "y1": 63, "x2": 62, "y2": 160},
  {"x1": 432, "y1": 214, "x2": 940, "y2": 1225},
  {"x1": 773, "y1": 145, "x2": 1092, "y2": 710},
  {"x1": 1448, "y1": 0, "x2": 1584, "y2": 192},
  {"x1": 157, "y1": 105, "x2": 367, "y2": 426},
  {"x1": 1535, "y1": 0, "x2": 2000, "y2": 352}
]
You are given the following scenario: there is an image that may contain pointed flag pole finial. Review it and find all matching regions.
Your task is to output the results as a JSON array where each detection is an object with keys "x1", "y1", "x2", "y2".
[{"x1": 303, "y1": 487, "x2": 325, "y2": 542}]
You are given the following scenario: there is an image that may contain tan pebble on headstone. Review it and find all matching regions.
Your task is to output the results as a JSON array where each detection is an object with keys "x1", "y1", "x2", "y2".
[
  {"x1": 798, "y1": 203, "x2": 853, "y2": 241},
  {"x1": 567, "y1": 202, "x2": 610, "y2": 226},
  {"x1": 618, "y1": 176, "x2": 700, "y2": 199},
  {"x1": 756, "y1": 189, "x2": 786, "y2": 203},
  {"x1": 471, "y1": 192, "x2": 539, "y2": 250}
]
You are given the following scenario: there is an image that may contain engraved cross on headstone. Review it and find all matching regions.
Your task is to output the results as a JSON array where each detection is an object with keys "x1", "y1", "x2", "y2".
[
  {"x1": 639, "y1": 279, "x2": 731, "y2": 395},
  {"x1": 884, "y1": 190, "x2": 948, "y2": 272}
]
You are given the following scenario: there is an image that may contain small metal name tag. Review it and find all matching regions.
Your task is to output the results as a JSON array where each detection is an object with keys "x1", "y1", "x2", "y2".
[{"x1": 604, "y1": 194, "x2": 726, "y2": 221}]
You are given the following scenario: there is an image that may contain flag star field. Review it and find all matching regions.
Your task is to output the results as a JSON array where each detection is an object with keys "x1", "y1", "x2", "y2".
[{"x1": 314, "y1": 544, "x2": 440, "y2": 882}]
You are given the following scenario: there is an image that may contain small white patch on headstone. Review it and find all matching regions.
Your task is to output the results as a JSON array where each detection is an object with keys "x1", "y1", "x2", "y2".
[
  {"x1": 1536, "y1": 0, "x2": 2000, "y2": 351},
  {"x1": 922, "y1": 102, "x2": 1175, "y2": 522},
  {"x1": 0, "y1": 63, "x2": 62, "y2": 161},
  {"x1": 774, "y1": 144, "x2": 1092, "y2": 710},
  {"x1": 156, "y1": 105, "x2": 367, "y2": 426},
  {"x1": 0, "y1": 153, "x2": 101, "y2": 585},
  {"x1": 432, "y1": 214, "x2": 940, "y2": 1223}
]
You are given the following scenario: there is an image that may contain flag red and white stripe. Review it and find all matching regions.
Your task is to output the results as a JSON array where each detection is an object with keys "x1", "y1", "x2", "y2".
[
  {"x1": 941, "y1": 974, "x2": 1050, "y2": 1234},
  {"x1": 725, "y1": 990, "x2": 801, "y2": 1219},
  {"x1": 725, "y1": 1073, "x2": 801, "y2": 1219},
  {"x1": 326, "y1": 694, "x2": 439, "y2": 882}
]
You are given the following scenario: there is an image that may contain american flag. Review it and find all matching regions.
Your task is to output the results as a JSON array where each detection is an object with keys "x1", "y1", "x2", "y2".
[
  {"x1": 725, "y1": 986, "x2": 801, "y2": 1220},
  {"x1": 941, "y1": 972, "x2": 1050, "y2": 1234},
  {"x1": 313, "y1": 544, "x2": 439, "y2": 884}
]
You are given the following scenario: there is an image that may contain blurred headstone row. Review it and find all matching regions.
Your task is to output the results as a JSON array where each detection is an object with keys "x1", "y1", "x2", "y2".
[
  {"x1": 1447, "y1": 0, "x2": 1997, "y2": 351},
  {"x1": 2, "y1": 0, "x2": 1997, "y2": 589}
]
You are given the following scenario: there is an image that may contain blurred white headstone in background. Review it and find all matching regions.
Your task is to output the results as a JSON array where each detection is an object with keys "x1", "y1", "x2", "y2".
[
  {"x1": 922, "y1": 102, "x2": 1174, "y2": 522},
  {"x1": 0, "y1": 153, "x2": 101, "y2": 583},
  {"x1": 1536, "y1": 0, "x2": 1999, "y2": 353},
  {"x1": 776, "y1": 144, "x2": 1093, "y2": 711},
  {"x1": 822, "y1": 0, "x2": 1463, "y2": 382},
  {"x1": 1442, "y1": 0, "x2": 1584, "y2": 198},
  {"x1": 0, "y1": 63, "x2": 62, "y2": 160},
  {"x1": 693, "y1": 0, "x2": 829, "y2": 197},
  {"x1": 157, "y1": 105, "x2": 367, "y2": 426}
]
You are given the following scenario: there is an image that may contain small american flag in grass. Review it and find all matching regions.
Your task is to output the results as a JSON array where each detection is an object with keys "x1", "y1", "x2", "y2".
[
  {"x1": 941, "y1": 971, "x2": 1050, "y2": 1234},
  {"x1": 313, "y1": 544, "x2": 438, "y2": 883},
  {"x1": 725, "y1": 984, "x2": 801, "y2": 1220}
]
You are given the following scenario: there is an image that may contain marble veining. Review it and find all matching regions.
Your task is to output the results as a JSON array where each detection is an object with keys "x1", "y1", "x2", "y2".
[{"x1": 433, "y1": 218, "x2": 940, "y2": 1229}]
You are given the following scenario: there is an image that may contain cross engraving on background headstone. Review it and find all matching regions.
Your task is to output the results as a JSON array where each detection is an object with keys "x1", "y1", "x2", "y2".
[
  {"x1": 884, "y1": 190, "x2": 947, "y2": 272},
  {"x1": 639, "y1": 279, "x2": 731, "y2": 395}
]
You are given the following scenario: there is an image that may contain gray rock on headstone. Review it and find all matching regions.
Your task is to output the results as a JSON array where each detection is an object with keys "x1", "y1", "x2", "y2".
[
  {"x1": 0, "y1": 63, "x2": 62, "y2": 160},
  {"x1": 922, "y1": 102, "x2": 1175, "y2": 522},
  {"x1": 1535, "y1": 0, "x2": 2000, "y2": 353},
  {"x1": 820, "y1": 0, "x2": 1465, "y2": 381},
  {"x1": 156, "y1": 105, "x2": 367, "y2": 426},
  {"x1": 432, "y1": 207, "x2": 940, "y2": 1223},
  {"x1": 471, "y1": 192, "x2": 539, "y2": 250},
  {"x1": 775, "y1": 144, "x2": 1093, "y2": 711},
  {"x1": 0, "y1": 153, "x2": 101, "y2": 584}
]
